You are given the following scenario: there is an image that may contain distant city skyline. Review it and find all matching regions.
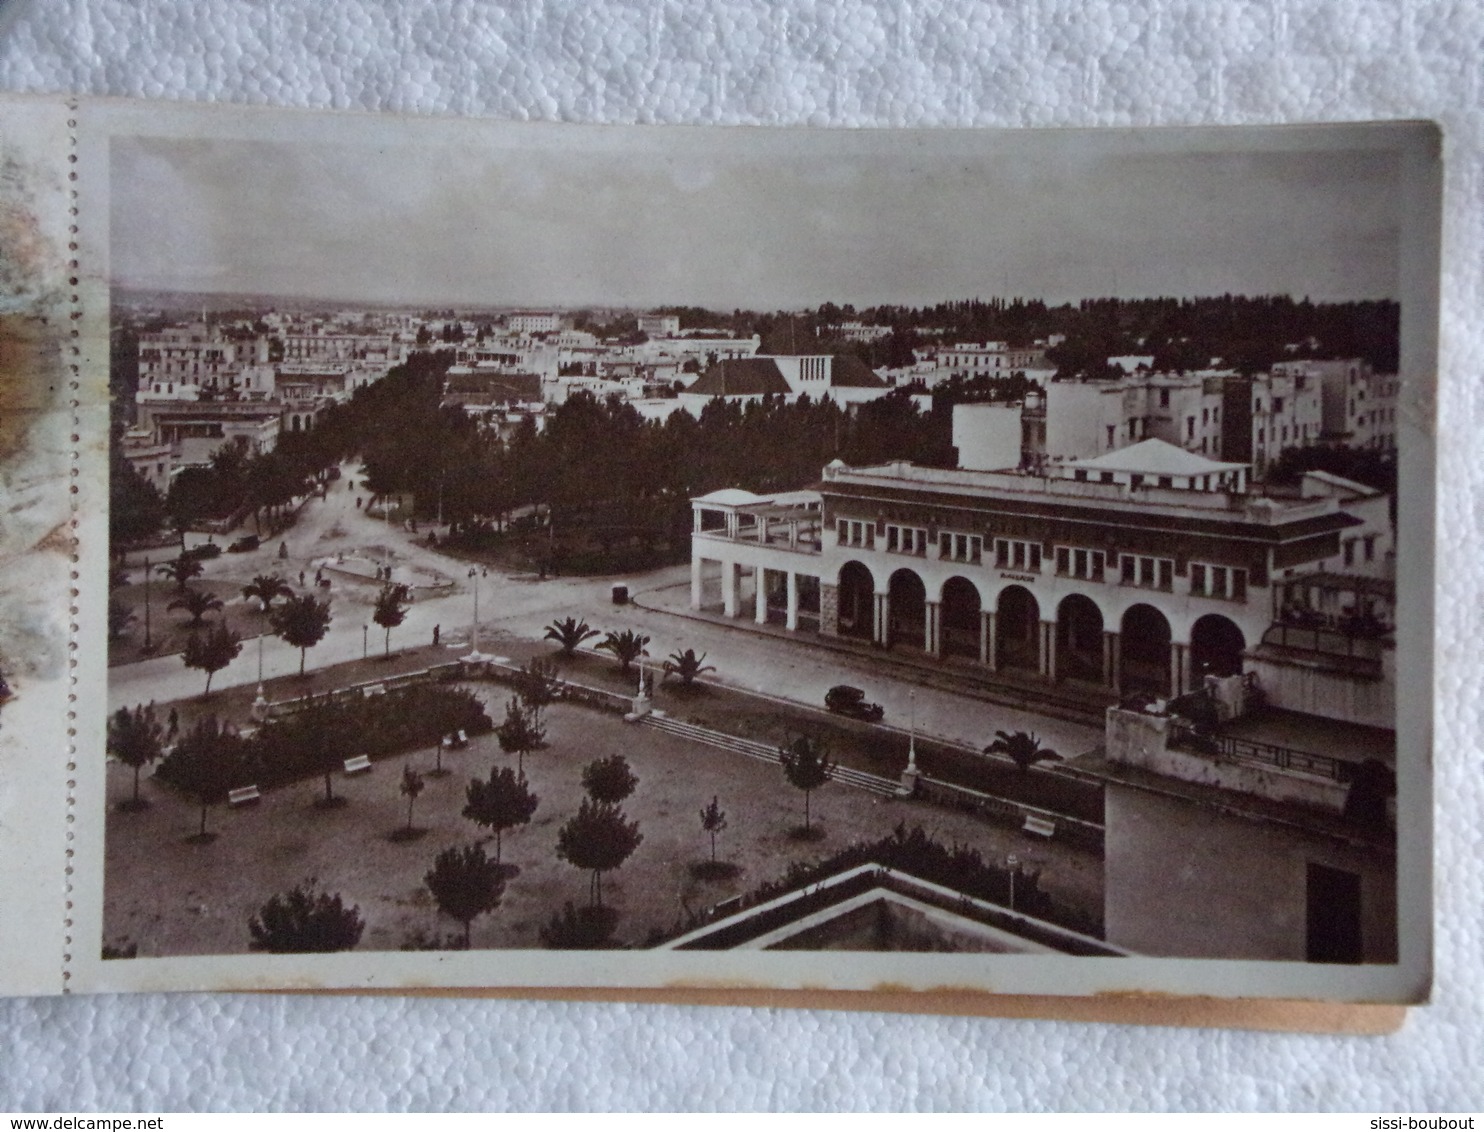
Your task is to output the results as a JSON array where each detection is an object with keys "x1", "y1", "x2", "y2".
[{"x1": 111, "y1": 130, "x2": 1405, "y2": 311}]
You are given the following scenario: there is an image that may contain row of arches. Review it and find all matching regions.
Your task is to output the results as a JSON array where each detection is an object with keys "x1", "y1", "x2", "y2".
[{"x1": 837, "y1": 562, "x2": 1246, "y2": 695}]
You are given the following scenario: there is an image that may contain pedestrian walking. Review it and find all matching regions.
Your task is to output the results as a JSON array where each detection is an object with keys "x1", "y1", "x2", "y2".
[
  {"x1": 299, "y1": 570, "x2": 306, "y2": 587},
  {"x1": 278, "y1": 542, "x2": 288, "y2": 559},
  {"x1": 433, "y1": 624, "x2": 440, "y2": 647},
  {"x1": 356, "y1": 497, "x2": 362, "y2": 509},
  {"x1": 167, "y1": 707, "x2": 179, "y2": 738}
]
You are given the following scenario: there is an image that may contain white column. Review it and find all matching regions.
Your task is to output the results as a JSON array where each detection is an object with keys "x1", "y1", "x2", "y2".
[
  {"x1": 875, "y1": 592, "x2": 890, "y2": 646},
  {"x1": 925, "y1": 600, "x2": 941, "y2": 656},
  {"x1": 755, "y1": 568, "x2": 768, "y2": 624},
  {"x1": 985, "y1": 610, "x2": 998, "y2": 671},
  {"x1": 721, "y1": 561, "x2": 739, "y2": 618},
  {"x1": 1039, "y1": 620, "x2": 1054, "y2": 681},
  {"x1": 785, "y1": 571, "x2": 800, "y2": 631},
  {"x1": 690, "y1": 556, "x2": 703, "y2": 610}
]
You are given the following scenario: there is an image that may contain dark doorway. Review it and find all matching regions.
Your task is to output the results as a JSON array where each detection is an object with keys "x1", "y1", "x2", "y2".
[
  {"x1": 1120, "y1": 603, "x2": 1172, "y2": 696},
  {"x1": 1191, "y1": 614, "x2": 1246, "y2": 679},
  {"x1": 941, "y1": 577, "x2": 982, "y2": 659},
  {"x1": 1306, "y1": 863, "x2": 1364, "y2": 964},
  {"x1": 837, "y1": 561, "x2": 875, "y2": 641},
  {"x1": 1056, "y1": 594, "x2": 1105, "y2": 683},
  {"x1": 887, "y1": 569, "x2": 927, "y2": 650},
  {"x1": 995, "y1": 585, "x2": 1040, "y2": 674}
]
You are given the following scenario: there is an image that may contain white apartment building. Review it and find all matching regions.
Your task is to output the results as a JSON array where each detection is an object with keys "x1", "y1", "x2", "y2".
[
  {"x1": 137, "y1": 324, "x2": 269, "y2": 393},
  {"x1": 506, "y1": 311, "x2": 561, "y2": 334},
  {"x1": 937, "y1": 341, "x2": 1047, "y2": 377},
  {"x1": 637, "y1": 314, "x2": 681, "y2": 338}
]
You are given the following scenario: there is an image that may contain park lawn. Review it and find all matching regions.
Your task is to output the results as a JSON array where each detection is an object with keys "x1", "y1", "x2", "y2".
[
  {"x1": 128, "y1": 643, "x2": 458, "y2": 741},
  {"x1": 102, "y1": 698, "x2": 1105, "y2": 958}
]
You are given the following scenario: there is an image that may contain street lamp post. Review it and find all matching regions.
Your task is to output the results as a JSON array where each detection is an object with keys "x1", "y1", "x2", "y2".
[
  {"x1": 142, "y1": 554, "x2": 152, "y2": 652},
  {"x1": 907, "y1": 689, "x2": 919, "y2": 776},
  {"x1": 465, "y1": 567, "x2": 489, "y2": 661},
  {"x1": 898, "y1": 689, "x2": 921, "y2": 796},
  {"x1": 1007, "y1": 853, "x2": 1019, "y2": 912},
  {"x1": 362, "y1": 624, "x2": 369, "y2": 660}
]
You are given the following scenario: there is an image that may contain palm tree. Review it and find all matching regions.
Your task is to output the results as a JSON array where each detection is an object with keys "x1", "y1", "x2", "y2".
[
  {"x1": 662, "y1": 648, "x2": 715, "y2": 687},
  {"x1": 242, "y1": 573, "x2": 293, "y2": 613},
  {"x1": 543, "y1": 616, "x2": 601, "y2": 657},
  {"x1": 983, "y1": 729, "x2": 1061, "y2": 772},
  {"x1": 155, "y1": 553, "x2": 203, "y2": 592},
  {"x1": 597, "y1": 629, "x2": 649, "y2": 673},
  {"x1": 167, "y1": 587, "x2": 224, "y2": 628}
]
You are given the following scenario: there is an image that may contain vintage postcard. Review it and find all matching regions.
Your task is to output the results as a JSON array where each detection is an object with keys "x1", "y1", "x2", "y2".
[{"x1": 0, "y1": 98, "x2": 1438, "y2": 1005}]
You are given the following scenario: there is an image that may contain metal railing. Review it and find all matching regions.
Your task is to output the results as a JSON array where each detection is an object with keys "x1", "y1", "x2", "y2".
[
  {"x1": 1261, "y1": 624, "x2": 1386, "y2": 663},
  {"x1": 1167, "y1": 719, "x2": 1349, "y2": 783}
]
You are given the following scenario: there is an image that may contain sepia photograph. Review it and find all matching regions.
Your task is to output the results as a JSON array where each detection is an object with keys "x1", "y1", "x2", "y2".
[{"x1": 78, "y1": 109, "x2": 1435, "y2": 998}]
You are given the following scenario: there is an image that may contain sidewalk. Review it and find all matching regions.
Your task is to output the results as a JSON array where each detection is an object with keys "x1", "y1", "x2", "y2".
[{"x1": 628, "y1": 577, "x2": 1117, "y2": 728}]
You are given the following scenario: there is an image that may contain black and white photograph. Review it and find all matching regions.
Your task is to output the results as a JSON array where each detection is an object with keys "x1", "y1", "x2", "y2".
[{"x1": 77, "y1": 109, "x2": 1434, "y2": 999}]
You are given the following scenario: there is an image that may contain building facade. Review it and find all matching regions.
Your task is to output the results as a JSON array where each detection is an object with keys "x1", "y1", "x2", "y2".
[{"x1": 690, "y1": 443, "x2": 1392, "y2": 722}]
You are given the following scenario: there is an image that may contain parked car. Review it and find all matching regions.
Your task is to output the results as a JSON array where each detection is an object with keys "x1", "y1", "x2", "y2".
[
  {"x1": 227, "y1": 535, "x2": 260, "y2": 553},
  {"x1": 824, "y1": 684, "x2": 884, "y2": 722},
  {"x1": 183, "y1": 541, "x2": 222, "y2": 560}
]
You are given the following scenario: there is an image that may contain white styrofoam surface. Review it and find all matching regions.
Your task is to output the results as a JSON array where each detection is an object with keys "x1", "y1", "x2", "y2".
[{"x1": 0, "y1": 0, "x2": 1479, "y2": 1111}]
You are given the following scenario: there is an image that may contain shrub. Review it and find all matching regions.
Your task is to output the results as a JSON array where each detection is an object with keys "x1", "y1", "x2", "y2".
[{"x1": 156, "y1": 684, "x2": 492, "y2": 795}]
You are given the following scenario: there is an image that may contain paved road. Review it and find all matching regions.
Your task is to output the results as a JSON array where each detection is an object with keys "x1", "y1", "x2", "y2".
[{"x1": 110, "y1": 466, "x2": 1101, "y2": 757}]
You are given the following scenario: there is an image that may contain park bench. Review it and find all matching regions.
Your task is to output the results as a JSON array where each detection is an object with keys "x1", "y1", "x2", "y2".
[
  {"x1": 1021, "y1": 814, "x2": 1056, "y2": 839},
  {"x1": 343, "y1": 755, "x2": 373, "y2": 775},
  {"x1": 228, "y1": 785, "x2": 261, "y2": 807}
]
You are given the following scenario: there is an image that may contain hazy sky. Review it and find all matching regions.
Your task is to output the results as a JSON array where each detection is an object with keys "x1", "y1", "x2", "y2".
[{"x1": 110, "y1": 130, "x2": 1404, "y2": 309}]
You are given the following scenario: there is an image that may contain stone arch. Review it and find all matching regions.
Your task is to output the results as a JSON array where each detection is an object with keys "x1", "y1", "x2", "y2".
[
  {"x1": 1120, "y1": 603, "x2": 1173, "y2": 697},
  {"x1": 887, "y1": 568, "x2": 927, "y2": 650},
  {"x1": 995, "y1": 585, "x2": 1040, "y2": 674},
  {"x1": 1056, "y1": 593, "x2": 1105, "y2": 684},
  {"x1": 1191, "y1": 613, "x2": 1246, "y2": 679},
  {"x1": 837, "y1": 560, "x2": 876, "y2": 641},
  {"x1": 940, "y1": 576, "x2": 983, "y2": 660}
]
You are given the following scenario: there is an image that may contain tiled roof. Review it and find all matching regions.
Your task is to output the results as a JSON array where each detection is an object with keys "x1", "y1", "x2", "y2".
[
  {"x1": 829, "y1": 354, "x2": 888, "y2": 388},
  {"x1": 688, "y1": 358, "x2": 791, "y2": 396}
]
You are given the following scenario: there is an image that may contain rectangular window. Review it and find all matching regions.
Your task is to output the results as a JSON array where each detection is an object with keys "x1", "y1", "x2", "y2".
[
  {"x1": 1130, "y1": 474, "x2": 1144, "y2": 489},
  {"x1": 1106, "y1": 425, "x2": 1115, "y2": 448},
  {"x1": 997, "y1": 538, "x2": 1039, "y2": 572},
  {"x1": 1056, "y1": 547, "x2": 1070, "y2": 575},
  {"x1": 1364, "y1": 535, "x2": 1376, "y2": 562},
  {"x1": 1159, "y1": 389, "x2": 1170, "y2": 408},
  {"x1": 1191, "y1": 564, "x2": 1206, "y2": 595},
  {"x1": 1121, "y1": 553, "x2": 1174, "y2": 591},
  {"x1": 1343, "y1": 540, "x2": 1356, "y2": 567},
  {"x1": 1186, "y1": 416, "x2": 1195, "y2": 439}
]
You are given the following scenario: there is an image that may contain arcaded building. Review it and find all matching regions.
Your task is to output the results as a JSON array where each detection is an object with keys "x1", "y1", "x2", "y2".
[{"x1": 691, "y1": 437, "x2": 1393, "y2": 726}]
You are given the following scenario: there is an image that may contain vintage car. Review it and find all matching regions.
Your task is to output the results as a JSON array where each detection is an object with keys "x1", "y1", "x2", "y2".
[
  {"x1": 227, "y1": 534, "x2": 260, "y2": 553},
  {"x1": 824, "y1": 684, "x2": 884, "y2": 722}
]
